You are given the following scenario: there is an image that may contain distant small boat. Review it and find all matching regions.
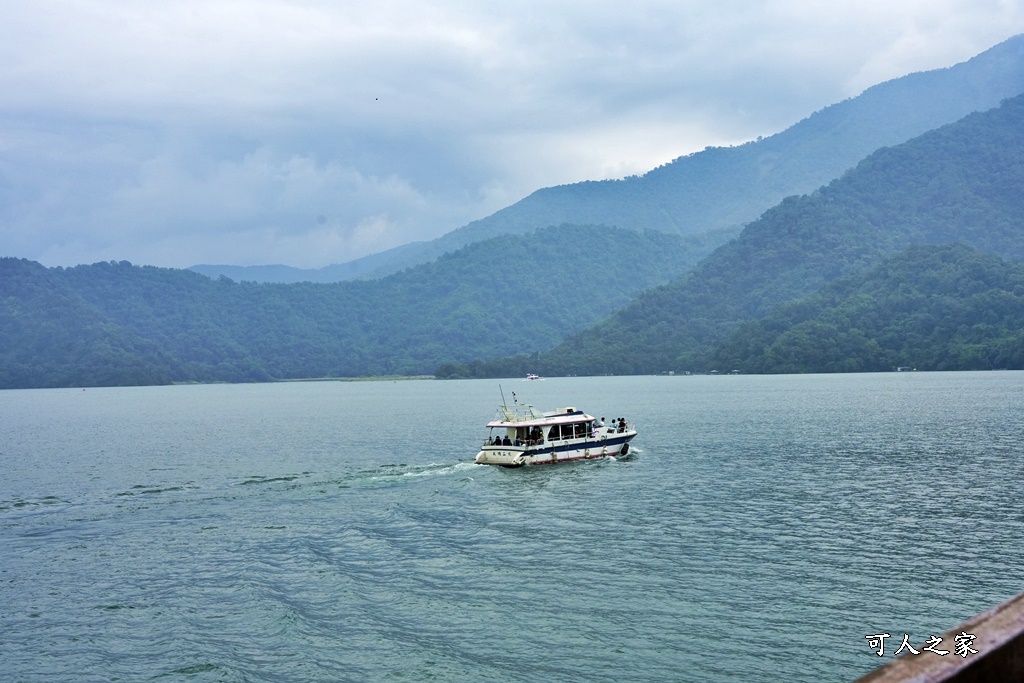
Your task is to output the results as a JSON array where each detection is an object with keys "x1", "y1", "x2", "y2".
[
  {"x1": 474, "y1": 402, "x2": 636, "y2": 467},
  {"x1": 526, "y1": 373, "x2": 543, "y2": 380}
]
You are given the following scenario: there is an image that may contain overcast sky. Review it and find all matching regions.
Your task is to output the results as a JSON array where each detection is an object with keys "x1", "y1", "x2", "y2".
[{"x1": 2, "y1": 1, "x2": 1023, "y2": 269}]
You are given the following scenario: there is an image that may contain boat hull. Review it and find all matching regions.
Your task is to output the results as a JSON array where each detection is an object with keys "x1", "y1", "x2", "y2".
[{"x1": 475, "y1": 432, "x2": 635, "y2": 467}]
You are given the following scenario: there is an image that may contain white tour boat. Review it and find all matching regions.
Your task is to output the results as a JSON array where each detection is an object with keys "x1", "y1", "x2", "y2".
[{"x1": 474, "y1": 401, "x2": 636, "y2": 467}]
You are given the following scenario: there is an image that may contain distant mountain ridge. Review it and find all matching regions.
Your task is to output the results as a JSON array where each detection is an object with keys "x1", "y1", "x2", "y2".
[
  {"x1": 192, "y1": 35, "x2": 1024, "y2": 283},
  {"x1": 189, "y1": 242, "x2": 429, "y2": 283}
]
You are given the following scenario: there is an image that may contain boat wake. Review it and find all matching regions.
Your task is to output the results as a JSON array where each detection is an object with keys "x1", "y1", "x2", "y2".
[
  {"x1": 380, "y1": 461, "x2": 478, "y2": 479},
  {"x1": 365, "y1": 461, "x2": 479, "y2": 484}
]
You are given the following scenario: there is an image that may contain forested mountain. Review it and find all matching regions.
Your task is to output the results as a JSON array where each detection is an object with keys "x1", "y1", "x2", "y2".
[
  {"x1": 11, "y1": 41, "x2": 1024, "y2": 389},
  {"x1": 708, "y1": 244, "x2": 1024, "y2": 373},
  {"x1": 192, "y1": 35, "x2": 1024, "y2": 283},
  {"x1": 466, "y1": 91, "x2": 1024, "y2": 377},
  {"x1": 0, "y1": 226, "x2": 716, "y2": 389}
]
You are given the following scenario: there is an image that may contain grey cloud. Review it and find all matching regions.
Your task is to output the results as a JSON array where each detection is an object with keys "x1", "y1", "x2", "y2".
[{"x1": 1, "y1": 1, "x2": 1022, "y2": 268}]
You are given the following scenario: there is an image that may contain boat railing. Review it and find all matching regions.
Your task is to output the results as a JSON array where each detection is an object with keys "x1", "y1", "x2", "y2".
[
  {"x1": 495, "y1": 404, "x2": 545, "y2": 423},
  {"x1": 482, "y1": 440, "x2": 529, "y2": 450}
]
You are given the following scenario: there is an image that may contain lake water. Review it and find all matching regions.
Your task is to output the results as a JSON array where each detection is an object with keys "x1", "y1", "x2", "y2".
[{"x1": 2, "y1": 373, "x2": 1023, "y2": 682}]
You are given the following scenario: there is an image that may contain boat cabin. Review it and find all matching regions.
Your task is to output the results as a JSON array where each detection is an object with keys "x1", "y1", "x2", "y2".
[{"x1": 482, "y1": 406, "x2": 608, "y2": 448}]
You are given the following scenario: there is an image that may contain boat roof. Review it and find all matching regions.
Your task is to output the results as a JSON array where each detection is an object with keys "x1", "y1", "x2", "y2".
[{"x1": 485, "y1": 404, "x2": 595, "y2": 428}]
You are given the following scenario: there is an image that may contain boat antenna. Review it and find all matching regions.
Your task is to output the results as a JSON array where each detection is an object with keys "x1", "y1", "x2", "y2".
[{"x1": 499, "y1": 384, "x2": 507, "y2": 407}]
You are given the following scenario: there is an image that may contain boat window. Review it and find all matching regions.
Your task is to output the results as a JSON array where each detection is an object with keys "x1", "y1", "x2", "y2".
[{"x1": 574, "y1": 422, "x2": 587, "y2": 438}]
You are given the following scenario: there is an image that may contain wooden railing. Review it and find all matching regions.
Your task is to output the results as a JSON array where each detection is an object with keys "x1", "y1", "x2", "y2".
[{"x1": 853, "y1": 590, "x2": 1024, "y2": 682}]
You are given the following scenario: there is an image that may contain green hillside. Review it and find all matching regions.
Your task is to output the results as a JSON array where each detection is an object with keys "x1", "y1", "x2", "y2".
[
  {"x1": 509, "y1": 91, "x2": 1024, "y2": 376},
  {"x1": 0, "y1": 261, "x2": 178, "y2": 388},
  {"x1": 0, "y1": 225, "x2": 715, "y2": 388},
  {"x1": 708, "y1": 244, "x2": 1024, "y2": 373}
]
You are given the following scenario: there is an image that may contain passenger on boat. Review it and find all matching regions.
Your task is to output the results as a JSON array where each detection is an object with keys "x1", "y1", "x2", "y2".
[{"x1": 502, "y1": 435, "x2": 512, "y2": 446}]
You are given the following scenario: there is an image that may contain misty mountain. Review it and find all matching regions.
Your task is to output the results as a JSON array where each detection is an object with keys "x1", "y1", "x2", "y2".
[
  {"x1": 0, "y1": 225, "x2": 717, "y2": 389},
  {"x1": 469, "y1": 90, "x2": 1024, "y2": 377},
  {"x1": 192, "y1": 34, "x2": 1024, "y2": 284}
]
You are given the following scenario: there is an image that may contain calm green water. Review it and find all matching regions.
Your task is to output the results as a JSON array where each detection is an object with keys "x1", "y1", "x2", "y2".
[{"x1": 2, "y1": 373, "x2": 1023, "y2": 682}]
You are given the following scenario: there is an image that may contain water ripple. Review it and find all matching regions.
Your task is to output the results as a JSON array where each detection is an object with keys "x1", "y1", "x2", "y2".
[{"x1": 2, "y1": 374, "x2": 1024, "y2": 681}]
